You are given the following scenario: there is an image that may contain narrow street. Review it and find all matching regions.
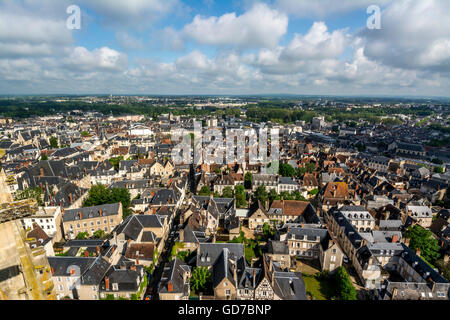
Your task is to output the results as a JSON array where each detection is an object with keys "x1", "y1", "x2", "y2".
[{"x1": 145, "y1": 209, "x2": 181, "y2": 300}]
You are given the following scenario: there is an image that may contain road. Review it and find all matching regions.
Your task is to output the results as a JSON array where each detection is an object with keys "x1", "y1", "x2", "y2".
[{"x1": 145, "y1": 209, "x2": 181, "y2": 300}]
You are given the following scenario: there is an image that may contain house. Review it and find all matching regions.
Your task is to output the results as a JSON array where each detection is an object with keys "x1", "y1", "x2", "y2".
[
  {"x1": 113, "y1": 214, "x2": 169, "y2": 264},
  {"x1": 405, "y1": 205, "x2": 433, "y2": 228},
  {"x1": 48, "y1": 256, "x2": 111, "y2": 300},
  {"x1": 277, "y1": 177, "x2": 299, "y2": 194},
  {"x1": 281, "y1": 227, "x2": 343, "y2": 272},
  {"x1": 21, "y1": 206, "x2": 63, "y2": 242},
  {"x1": 62, "y1": 203, "x2": 123, "y2": 240},
  {"x1": 158, "y1": 258, "x2": 191, "y2": 300},
  {"x1": 339, "y1": 206, "x2": 376, "y2": 232},
  {"x1": 26, "y1": 222, "x2": 54, "y2": 257},
  {"x1": 367, "y1": 156, "x2": 391, "y2": 173},
  {"x1": 196, "y1": 243, "x2": 244, "y2": 270},
  {"x1": 213, "y1": 248, "x2": 239, "y2": 300},
  {"x1": 320, "y1": 182, "x2": 359, "y2": 212},
  {"x1": 327, "y1": 208, "x2": 381, "y2": 289},
  {"x1": 99, "y1": 264, "x2": 146, "y2": 300},
  {"x1": 248, "y1": 201, "x2": 270, "y2": 231},
  {"x1": 268, "y1": 200, "x2": 320, "y2": 225},
  {"x1": 236, "y1": 267, "x2": 263, "y2": 300},
  {"x1": 267, "y1": 241, "x2": 291, "y2": 270},
  {"x1": 252, "y1": 174, "x2": 278, "y2": 192}
]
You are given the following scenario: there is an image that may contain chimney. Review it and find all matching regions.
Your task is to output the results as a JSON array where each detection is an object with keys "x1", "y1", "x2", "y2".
[
  {"x1": 168, "y1": 281, "x2": 173, "y2": 293},
  {"x1": 416, "y1": 248, "x2": 421, "y2": 257},
  {"x1": 51, "y1": 267, "x2": 54, "y2": 275},
  {"x1": 40, "y1": 167, "x2": 45, "y2": 177},
  {"x1": 84, "y1": 250, "x2": 89, "y2": 257},
  {"x1": 392, "y1": 235, "x2": 399, "y2": 243},
  {"x1": 136, "y1": 258, "x2": 140, "y2": 265},
  {"x1": 68, "y1": 193, "x2": 73, "y2": 204},
  {"x1": 130, "y1": 265, "x2": 136, "y2": 272},
  {"x1": 96, "y1": 246, "x2": 101, "y2": 255},
  {"x1": 105, "y1": 276, "x2": 110, "y2": 291},
  {"x1": 99, "y1": 209, "x2": 102, "y2": 216},
  {"x1": 78, "y1": 212, "x2": 82, "y2": 220}
]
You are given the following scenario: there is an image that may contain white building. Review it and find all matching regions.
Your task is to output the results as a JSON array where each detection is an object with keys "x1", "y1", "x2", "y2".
[{"x1": 21, "y1": 206, "x2": 63, "y2": 241}]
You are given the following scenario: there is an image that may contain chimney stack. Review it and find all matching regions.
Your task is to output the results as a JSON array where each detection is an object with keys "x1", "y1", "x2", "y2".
[
  {"x1": 99, "y1": 209, "x2": 102, "y2": 216},
  {"x1": 105, "y1": 276, "x2": 110, "y2": 290},
  {"x1": 168, "y1": 281, "x2": 173, "y2": 292},
  {"x1": 416, "y1": 248, "x2": 421, "y2": 257},
  {"x1": 392, "y1": 235, "x2": 399, "y2": 243}
]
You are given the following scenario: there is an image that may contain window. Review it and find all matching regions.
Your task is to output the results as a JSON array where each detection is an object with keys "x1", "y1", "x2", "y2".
[
  {"x1": 224, "y1": 282, "x2": 228, "y2": 287},
  {"x1": 331, "y1": 255, "x2": 336, "y2": 262},
  {"x1": 226, "y1": 290, "x2": 231, "y2": 295}
]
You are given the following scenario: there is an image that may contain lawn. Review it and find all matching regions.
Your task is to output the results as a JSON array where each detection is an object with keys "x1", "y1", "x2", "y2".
[{"x1": 302, "y1": 273, "x2": 337, "y2": 300}]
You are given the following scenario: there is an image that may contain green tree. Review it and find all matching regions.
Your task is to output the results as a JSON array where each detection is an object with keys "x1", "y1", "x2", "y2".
[
  {"x1": 198, "y1": 186, "x2": 211, "y2": 196},
  {"x1": 92, "y1": 229, "x2": 106, "y2": 239},
  {"x1": 235, "y1": 185, "x2": 247, "y2": 208},
  {"x1": 190, "y1": 267, "x2": 212, "y2": 294},
  {"x1": 41, "y1": 154, "x2": 48, "y2": 161},
  {"x1": 335, "y1": 267, "x2": 357, "y2": 300},
  {"x1": 76, "y1": 232, "x2": 89, "y2": 240},
  {"x1": 404, "y1": 225, "x2": 441, "y2": 263},
  {"x1": 81, "y1": 131, "x2": 90, "y2": 137},
  {"x1": 83, "y1": 184, "x2": 131, "y2": 220},
  {"x1": 244, "y1": 172, "x2": 253, "y2": 190},
  {"x1": 279, "y1": 163, "x2": 295, "y2": 177},
  {"x1": 262, "y1": 222, "x2": 275, "y2": 241},
  {"x1": 49, "y1": 136, "x2": 58, "y2": 149},
  {"x1": 255, "y1": 186, "x2": 268, "y2": 204},
  {"x1": 434, "y1": 166, "x2": 444, "y2": 174},
  {"x1": 269, "y1": 189, "x2": 281, "y2": 203},
  {"x1": 222, "y1": 187, "x2": 233, "y2": 199}
]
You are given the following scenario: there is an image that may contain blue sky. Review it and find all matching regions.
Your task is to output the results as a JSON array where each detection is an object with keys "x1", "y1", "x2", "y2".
[{"x1": 0, "y1": 0, "x2": 449, "y2": 96}]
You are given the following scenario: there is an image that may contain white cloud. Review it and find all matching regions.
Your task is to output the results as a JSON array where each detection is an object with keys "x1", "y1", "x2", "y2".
[
  {"x1": 63, "y1": 47, "x2": 128, "y2": 72},
  {"x1": 0, "y1": 3, "x2": 72, "y2": 58},
  {"x1": 358, "y1": 0, "x2": 450, "y2": 72},
  {"x1": 183, "y1": 3, "x2": 288, "y2": 49}
]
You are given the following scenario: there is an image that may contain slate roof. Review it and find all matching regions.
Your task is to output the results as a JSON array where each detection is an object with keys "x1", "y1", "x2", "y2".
[
  {"x1": 158, "y1": 258, "x2": 191, "y2": 295},
  {"x1": 213, "y1": 248, "x2": 237, "y2": 288},
  {"x1": 62, "y1": 203, "x2": 121, "y2": 222},
  {"x1": 272, "y1": 271, "x2": 307, "y2": 300},
  {"x1": 115, "y1": 214, "x2": 164, "y2": 241},
  {"x1": 47, "y1": 257, "x2": 96, "y2": 277},
  {"x1": 197, "y1": 243, "x2": 244, "y2": 268}
]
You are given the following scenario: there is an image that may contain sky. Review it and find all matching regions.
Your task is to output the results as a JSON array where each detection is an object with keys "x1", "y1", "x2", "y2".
[{"x1": 0, "y1": 0, "x2": 449, "y2": 97}]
